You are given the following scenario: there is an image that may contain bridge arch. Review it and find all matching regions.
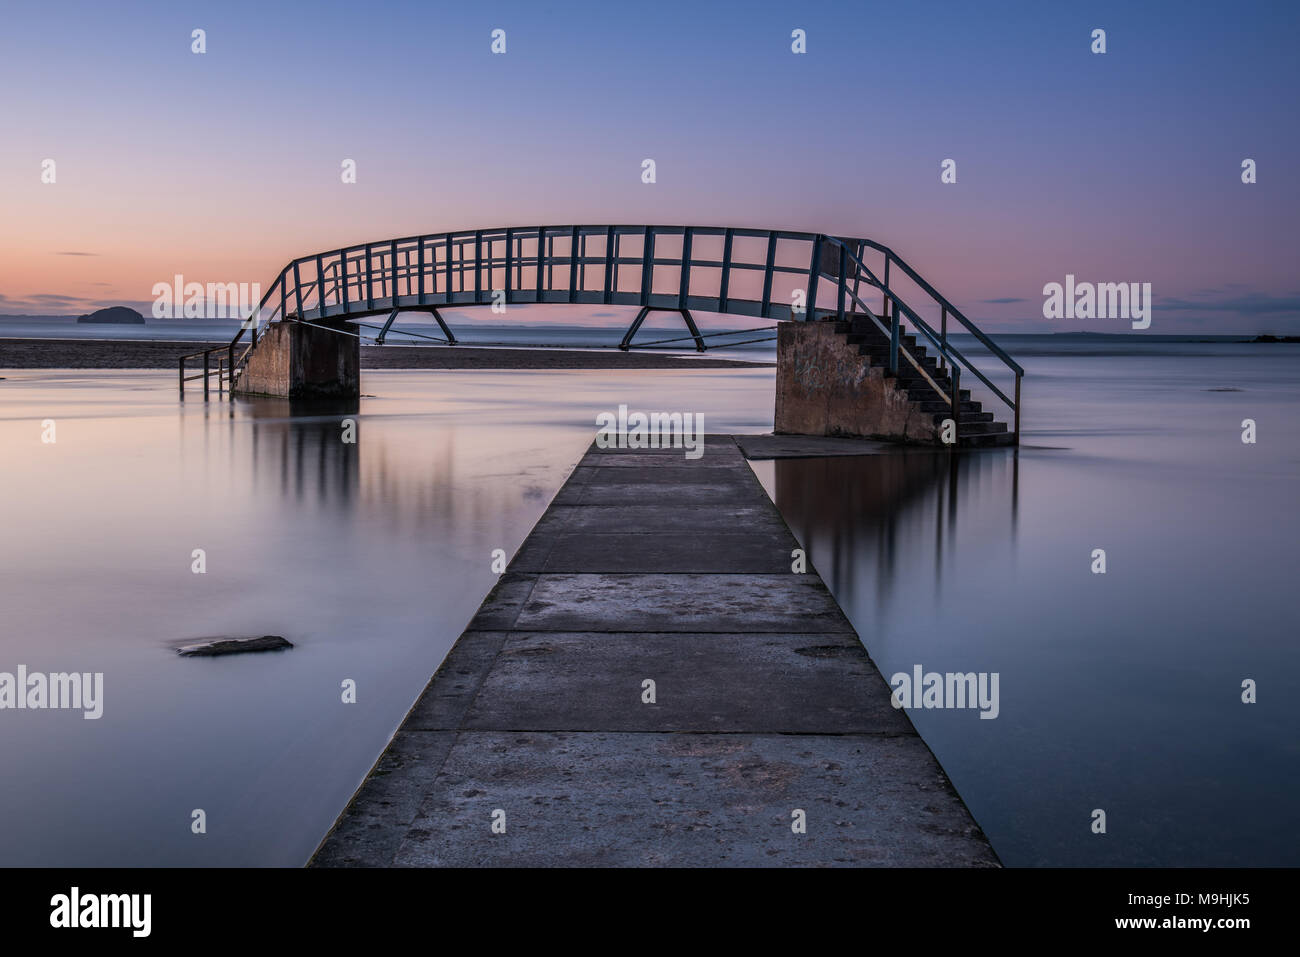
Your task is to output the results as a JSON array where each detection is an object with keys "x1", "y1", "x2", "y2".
[{"x1": 182, "y1": 225, "x2": 1022, "y2": 444}]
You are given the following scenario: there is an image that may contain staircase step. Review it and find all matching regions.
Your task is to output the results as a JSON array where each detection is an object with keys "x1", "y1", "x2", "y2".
[
  {"x1": 886, "y1": 370, "x2": 946, "y2": 389},
  {"x1": 958, "y1": 430, "x2": 1017, "y2": 448},
  {"x1": 855, "y1": 335, "x2": 918, "y2": 351},
  {"x1": 858, "y1": 349, "x2": 935, "y2": 371},
  {"x1": 918, "y1": 399, "x2": 981, "y2": 414},
  {"x1": 952, "y1": 421, "x2": 1008, "y2": 435},
  {"x1": 933, "y1": 411, "x2": 994, "y2": 425},
  {"x1": 859, "y1": 344, "x2": 934, "y2": 363},
  {"x1": 907, "y1": 387, "x2": 970, "y2": 402},
  {"x1": 826, "y1": 311, "x2": 1018, "y2": 449}
]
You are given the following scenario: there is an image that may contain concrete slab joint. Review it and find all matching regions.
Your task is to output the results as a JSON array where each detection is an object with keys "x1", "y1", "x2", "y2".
[{"x1": 310, "y1": 435, "x2": 998, "y2": 868}]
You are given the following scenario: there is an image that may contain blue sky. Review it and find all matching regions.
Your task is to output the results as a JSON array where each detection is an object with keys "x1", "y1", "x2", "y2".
[{"x1": 1, "y1": 0, "x2": 1297, "y2": 331}]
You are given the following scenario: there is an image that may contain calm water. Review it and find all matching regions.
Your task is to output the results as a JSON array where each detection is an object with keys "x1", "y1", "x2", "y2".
[
  {"x1": 1, "y1": 342, "x2": 1297, "y2": 866},
  {"x1": 754, "y1": 344, "x2": 1300, "y2": 866},
  {"x1": 0, "y1": 367, "x2": 773, "y2": 866}
]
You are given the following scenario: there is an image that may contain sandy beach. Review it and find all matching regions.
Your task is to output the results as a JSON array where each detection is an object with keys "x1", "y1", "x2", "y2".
[{"x1": 0, "y1": 338, "x2": 768, "y2": 370}]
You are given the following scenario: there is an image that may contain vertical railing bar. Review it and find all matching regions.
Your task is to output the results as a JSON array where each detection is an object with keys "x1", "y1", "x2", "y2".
[
  {"x1": 364, "y1": 246, "x2": 373, "y2": 311},
  {"x1": 417, "y1": 238, "x2": 425, "y2": 303},
  {"x1": 836, "y1": 243, "x2": 847, "y2": 323},
  {"x1": 504, "y1": 228, "x2": 513, "y2": 304},
  {"x1": 851, "y1": 240, "x2": 864, "y2": 304},
  {"x1": 293, "y1": 259, "x2": 304, "y2": 318},
  {"x1": 882, "y1": 252, "x2": 891, "y2": 322},
  {"x1": 806, "y1": 236, "x2": 822, "y2": 321},
  {"x1": 950, "y1": 367, "x2": 961, "y2": 446},
  {"x1": 940, "y1": 306, "x2": 948, "y2": 371},
  {"x1": 640, "y1": 226, "x2": 655, "y2": 305},
  {"x1": 444, "y1": 233, "x2": 453, "y2": 298},
  {"x1": 889, "y1": 296, "x2": 900, "y2": 376},
  {"x1": 679, "y1": 227, "x2": 693, "y2": 309},
  {"x1": 568, "y1": 225, "x2": 579, "y2": 302},
  {"x1": 719, "y1": 228, "x2": 733, "y2": 311},
  {"x1": 474, "y1": 232, "x2": 482, "y2": 304},
  {"x1": 603, "y1": 226, "x2": 614, "y2": 304},
  {"x1": 760, "y1": 232, "x2": 776, "y2": 319},
  {"x1": 315, "y1": 254, "x2": 326, "y2": 317},
  {"x1": 536, "y1": 227, "x2": 546, "y2": 296},
  {"x1": 612, "y1": 230, "x2": 620, "y2": 296},
  {"x1": 341, "y1": 249, "x2": 351, "y2": 312},
  {"x1": 1014, "y1": 373, "x2": 1022, "y2": 445}
]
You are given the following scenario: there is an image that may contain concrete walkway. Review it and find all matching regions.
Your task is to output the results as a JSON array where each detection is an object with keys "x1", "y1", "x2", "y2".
[{"x1": 311, "y1": 435, "x2": 998, "y2": 867}]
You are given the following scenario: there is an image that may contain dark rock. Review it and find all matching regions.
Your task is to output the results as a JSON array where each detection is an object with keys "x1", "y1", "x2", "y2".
[
  {"x1": 77, "y1": 306, "x2": 145, "y2": 324},
  {"x1": 177, "y1": 635, "x2": 293, "y2": 657}
]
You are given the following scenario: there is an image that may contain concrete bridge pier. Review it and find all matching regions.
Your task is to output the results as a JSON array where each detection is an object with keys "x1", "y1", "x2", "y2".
[
  {"x1": 233, "y1": 318, "x2": 359, "y2": 399},
  {"x1": 775, "y1": 318, "x2": 1013, "y2": 448},
  {"x1": 776, "y1": 320, "x2": 940, "y2": 445}
]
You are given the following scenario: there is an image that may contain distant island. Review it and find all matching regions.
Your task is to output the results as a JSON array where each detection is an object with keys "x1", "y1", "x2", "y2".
[
  {"x1": 1046, "y1": 331, "x2": 1300, "y2": 343},
  {"x1": 77, "y1": 306, "x2": 145, "y2": 325}
]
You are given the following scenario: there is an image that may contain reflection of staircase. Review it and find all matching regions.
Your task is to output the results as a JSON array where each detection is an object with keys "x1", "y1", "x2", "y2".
[{"x1": 835, "y1": 316, "x2": 1014, "y2": 447}]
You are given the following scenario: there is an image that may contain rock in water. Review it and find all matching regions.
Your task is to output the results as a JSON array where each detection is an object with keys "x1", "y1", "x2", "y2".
[
  {"x1": 177, "y1": 635, "x2": 293, "y2": 657},
  {"x1": 77, "y1": 306, "x2": 146, "y2": 324}
]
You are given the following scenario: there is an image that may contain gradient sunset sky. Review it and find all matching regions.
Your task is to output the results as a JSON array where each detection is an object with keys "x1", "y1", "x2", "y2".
[{"x1": 2, "y1": 0, "x2": 1297, "y2": 332}]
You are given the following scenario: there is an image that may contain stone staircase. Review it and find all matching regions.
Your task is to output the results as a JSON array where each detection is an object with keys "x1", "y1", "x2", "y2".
[{"x1": 833, "y1": 315, "x2": 1013, "y2": 447}]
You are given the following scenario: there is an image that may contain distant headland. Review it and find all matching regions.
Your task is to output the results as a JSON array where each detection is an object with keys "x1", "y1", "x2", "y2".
[{"x1": 77, "y1": 306, "x2": 145, "y2": 325}]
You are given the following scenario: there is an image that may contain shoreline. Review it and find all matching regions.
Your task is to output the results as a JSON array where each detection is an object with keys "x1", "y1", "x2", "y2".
[{"x1": 0, "y1": 338, "x2": 770, "y2": 371}]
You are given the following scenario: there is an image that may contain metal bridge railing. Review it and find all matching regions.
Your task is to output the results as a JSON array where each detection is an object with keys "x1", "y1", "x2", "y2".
[{"x1": 191, "y1": 225, "x2": 1021, "y2": 442}]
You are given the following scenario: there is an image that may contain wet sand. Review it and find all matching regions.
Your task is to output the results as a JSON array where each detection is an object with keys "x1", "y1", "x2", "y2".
[{"x1": 0, "y1": 338, "x2": 767, "y2": 370}]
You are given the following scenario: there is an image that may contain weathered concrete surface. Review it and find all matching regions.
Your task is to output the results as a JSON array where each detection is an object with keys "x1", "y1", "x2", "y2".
[
  {"x1": 234, "y1": 319, "x2": 359, "y2": 398},
  {"x1": 775, "y1": 320, "x2": 939, "y2": 443},
  {"x1": 736, "y1": 433, "x2": 894, "y2": 459},
  {"x1": 233, "y1": 322, "x2": 289, "y2": 397},
  {"x1": 310, "y1": 435, "x2": 998, "y2": 868},
  {"x1": 393, "y1": 732, "x2": 994, "y2": 867}
]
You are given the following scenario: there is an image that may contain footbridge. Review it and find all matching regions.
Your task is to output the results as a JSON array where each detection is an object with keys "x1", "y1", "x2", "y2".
[{"x1": 179, "y1": 225, "x2": 1023, "y2": 446}]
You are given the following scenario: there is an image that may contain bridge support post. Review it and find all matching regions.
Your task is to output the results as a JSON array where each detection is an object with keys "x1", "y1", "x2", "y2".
[
  {"x1": 376, "y1": 307, "x2": 457, "y2": 345},
  {"x1": 428, "y1": 306, "x2": 457, "y2": 344},
  {"x1": 232, "y1": 318, "x2": 359, "y2": 399},
  {"x1": 679, "y1": 309, "x2": 706, "y2": 352},
  {"x1": 619, "y1": 308, "x2": 707, "y2": 352},
  {"x1": 619, "y1": 307, "x2": 651, "y2": 351},
  {"x1": 775, "y1": 320, "x2": 943, "y2": 445},
  {"x1": 376, "y1": 309, "x2": 400, "y2": 345}
]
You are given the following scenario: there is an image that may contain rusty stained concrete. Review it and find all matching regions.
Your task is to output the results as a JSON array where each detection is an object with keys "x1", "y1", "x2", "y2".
[
  {"x1": 775, "y1": 321, "x2": 940, "y2": 444},
  {"x1": 234, "y1": 319, "x2": 359, "y2": 399}
]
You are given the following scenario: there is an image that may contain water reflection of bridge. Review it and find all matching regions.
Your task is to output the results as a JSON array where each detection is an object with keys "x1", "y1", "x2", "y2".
[
  {"x1": 767, "y1": 450, "x2": 1019, "y2": 618},
  {"x1": 213, "y1": 398, "x2": 550, "y2": 532}
]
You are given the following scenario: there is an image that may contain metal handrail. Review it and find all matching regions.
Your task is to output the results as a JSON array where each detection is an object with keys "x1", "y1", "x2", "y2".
[
  {"x1": 861, "y1": 238, "x2": 1025, "y2": 376},
  {"x1": 823, "y1": 236, "x2": 1022, "y2": 438},
  {"x1": 193, "y1": 225, "x2": 1022, "y2": 441}
]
